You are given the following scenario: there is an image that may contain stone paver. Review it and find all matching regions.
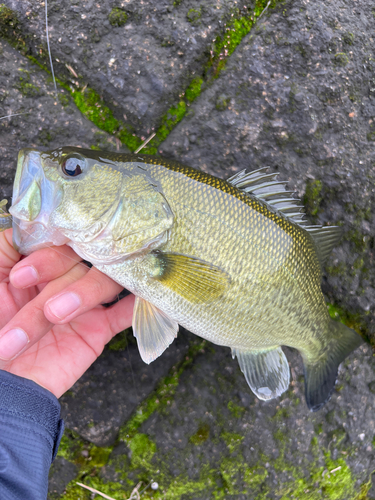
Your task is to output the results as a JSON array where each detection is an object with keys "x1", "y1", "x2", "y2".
[{"x1": 0, "y1": 0, "x2": 374, "y2": 498}]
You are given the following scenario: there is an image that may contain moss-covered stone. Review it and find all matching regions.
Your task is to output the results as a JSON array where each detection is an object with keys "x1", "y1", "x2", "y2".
[
  {"x1": 187, "y1": 8, "x2": 202, "y2": 24},
  {"x1": 303, "y1": 179, "x2": 323, "y2": 217},
  {"x1": 190, "y1": 424, "x2": 210, "y2": 445},
  {"x1": 334, "y1": 52, "x2": 349, "y2": 67},
  {"x1": 342, "y1": 32, "x2": 354, "y2": 46},
  {"x1": 16, "y1": 69, "x2": 42, "y2": 98},
  {"x1": 185, "y1": 76, "x2": 203, "y2": 102},
  {"x1": 108, "y1": 8, "x2": 128, "y2": 27},
  {"x1": 0, "y1": 4, "x2": 18, "y2": 37}
]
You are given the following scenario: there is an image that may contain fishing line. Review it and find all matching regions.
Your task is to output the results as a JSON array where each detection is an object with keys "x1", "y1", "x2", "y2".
[
  {"x1": 126, "y1": 333, "x2": 140, "y2": 404},
  {"x1": 0, "y1": 111, "x2": 32, "y2": 121},
  {"x1": 45, "y1": 0, "x2": 57, "y2": 94}
]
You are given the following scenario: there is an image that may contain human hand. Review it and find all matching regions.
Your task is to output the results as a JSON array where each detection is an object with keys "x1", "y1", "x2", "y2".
[{"x1": 0, "y1": 229, "x2": 134, "y2": 398}]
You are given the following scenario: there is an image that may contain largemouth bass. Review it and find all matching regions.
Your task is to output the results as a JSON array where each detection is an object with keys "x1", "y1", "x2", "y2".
[{"x1": 6, "y1": 147, "x2": 363, "y2": 411}]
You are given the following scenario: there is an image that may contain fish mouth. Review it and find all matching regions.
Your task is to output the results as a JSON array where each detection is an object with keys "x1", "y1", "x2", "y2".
[
  {"x1": 12, "y1": 220, "x2": 51, "y2": 254},
  {"x1": 10, "y1": 148, "x2": 68, "y2": 255}
]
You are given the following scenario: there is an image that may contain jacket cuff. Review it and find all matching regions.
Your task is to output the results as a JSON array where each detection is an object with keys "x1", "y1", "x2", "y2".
[{"x1": 0, "y1": 370, "x2": 64, "y2": 461}]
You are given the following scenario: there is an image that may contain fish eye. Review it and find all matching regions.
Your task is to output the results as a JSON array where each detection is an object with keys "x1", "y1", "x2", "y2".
[{"x1": 61, "y1": 156, "x2": 85, "y2": 177}]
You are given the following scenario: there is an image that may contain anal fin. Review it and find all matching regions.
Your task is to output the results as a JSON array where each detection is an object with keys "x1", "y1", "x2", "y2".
[
  {"x1": 132, "y1": 297, "x2": 178, "y2": 364},
  {"x1": 232, "y1": 346, "x2": 290, "y2": 401}
]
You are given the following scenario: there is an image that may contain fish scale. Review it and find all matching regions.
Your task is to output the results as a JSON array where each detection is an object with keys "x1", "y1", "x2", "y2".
[{"x1": 7, "y1": 147, "x2": 363, "y2": 411}]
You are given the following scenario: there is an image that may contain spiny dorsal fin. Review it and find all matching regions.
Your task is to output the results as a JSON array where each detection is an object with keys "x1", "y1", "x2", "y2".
[
  {"x1": 227, "y1": 169, "x2": 341, "y2": 265},
  {"x1": 227, "y1": 168, "x2": 306, "y2": 225}
]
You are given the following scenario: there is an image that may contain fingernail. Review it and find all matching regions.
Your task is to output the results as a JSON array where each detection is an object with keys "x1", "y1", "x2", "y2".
[
  {"x1": 0, "y1": 328, "x2": 29, "y2": 360},
  {"x1": 11, "y1": 266, "x2": 38, "y2": 288},
  {"x1": 46, "y1": 292, "x2": 81, "y2": 319}
]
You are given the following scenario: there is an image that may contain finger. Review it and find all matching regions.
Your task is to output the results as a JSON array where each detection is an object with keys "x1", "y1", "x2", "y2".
[
  {"x1": 66, "y1": 293, "x2": 135, "y2": 355},
  {"x1": 44, "y1": 267, "x2": 124, "y2": 324},
  {"x1": 10, "y1": 245, "x2": 84, "y2": 289},
  {"x1": 0, "y1": 229, "x2": 21, "y2": 282},
  {"x1": 104, "y1": 293, "x2": 135, "y2": 337},
  {"x1": 0, "y1": 262, "x2": 88, "y2": 366}
]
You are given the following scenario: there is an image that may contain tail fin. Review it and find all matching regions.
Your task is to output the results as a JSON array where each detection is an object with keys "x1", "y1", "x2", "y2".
[{"x1": 303, "y1": 321, "x2": 363, "y2": 412}]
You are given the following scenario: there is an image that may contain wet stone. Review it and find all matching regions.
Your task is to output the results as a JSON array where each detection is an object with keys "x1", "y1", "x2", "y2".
[
  {"x1": 59, "y1": 328, "x2": 192, "y2": 446},
  {"x1": 0, "y1": 39, "x2": 129, "y2": 201},
  {"x1": 48, "y1": 457, "x2": 78, "y2": 499},
  {"x1": 101, "y1": 343, "x2": 375, "y2": 498},
  {"x1": 7, "y1": 0, "x2": 254, "y2": 136}
]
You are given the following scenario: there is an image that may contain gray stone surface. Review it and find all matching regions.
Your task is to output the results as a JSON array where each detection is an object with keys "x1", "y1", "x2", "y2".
[
  {"x1": 161, "y1": 0, "x2": 375, "y2": 338},
  {"x1": 48, "y1": 457, "x2": 78, "y2": 499},
  {"x1": 0, "y1": 38, "x2": 129, "y2": 201},
  {"x1": 6, "y1": 0, "x2": 249, "y2": 136},
  {"x1": 60, "y1": 328, "x2": 192, "y2": 446},
  {"x1": 101, "y1": 343, "x2": 375, "y2": 498}
]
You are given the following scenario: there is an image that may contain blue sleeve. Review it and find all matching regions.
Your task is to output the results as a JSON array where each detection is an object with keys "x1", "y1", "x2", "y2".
[{"x1": 0, "y1": 370, "x2": 64, "y2": 500}]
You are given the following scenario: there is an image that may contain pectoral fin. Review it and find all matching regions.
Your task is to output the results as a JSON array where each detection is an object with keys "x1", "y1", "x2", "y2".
[
  {"x1": 232, "y1": 346, "x2": 290, "y2": 400},
  {"x1": 149, "y1": 252, "x2": 230, "y2": 304},
  {"x1": 132, "y1": 296, "x2": 178, "y2": 364}
]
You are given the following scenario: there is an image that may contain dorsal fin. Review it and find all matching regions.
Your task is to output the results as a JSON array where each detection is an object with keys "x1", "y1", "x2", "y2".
[
  {"x1": 227, "y1": 168, "x2": 307, "y2": 225},
  {"x1": 227, "y1": 168, "x2": 342, "y2": 265},
  {"x1": 302, "y1": 225, "x2": 342, "y2": 266}
]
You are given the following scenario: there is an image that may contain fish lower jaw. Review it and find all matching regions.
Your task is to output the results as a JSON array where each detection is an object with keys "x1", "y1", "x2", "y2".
[{"x1": 12, "y1": 219, "x2": 69, "y2": 254}]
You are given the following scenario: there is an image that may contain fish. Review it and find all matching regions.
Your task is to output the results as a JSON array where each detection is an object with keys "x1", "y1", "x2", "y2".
[{"x1": 6, "y1": 146, "x2": 363, "y2": 411}]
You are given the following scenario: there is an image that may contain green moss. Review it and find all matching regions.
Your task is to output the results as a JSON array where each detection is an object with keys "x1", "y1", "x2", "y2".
[
  {"x1": 279, "y1": 456, "x2": 357, "y2": 499},
  {"x1": 272, "y1": 406, "x2": 291, "y2": 421},
  {"x1": 72, "y1": 88, "x2": 119, "y2": 134},
  {"x1": 342, "y1": 32, "x2": 354, "y2": 46},
  {"x1": 144, "y1": 100, "x2": 187, "y2": 152},
  {"x1": 216, "y1": 94, "x2": 230, "y2": 111},
  {"x1": 185, "y1": 77, "x2": 203, "y2": 102},
  {"x1": 303, "y1": 179, "x2": 323, "y2": 217},
  {"x1": 58, "y1": 92, "x2": 70, "y2": 106},
  {"x1": 334, "y1": 53, "x2": 349, "y2": 67},
  {"x1": 89, "y1": 445, "x2": 113, "y2": 468},
  {"x1": 208, "y1": 0, "x2": 278, "y2": 77},
  {"x1": 190, "y1": 424, "x2": 210, "y2": 445},
  {"x1": 119, "y1": 339, "x2": 207, "y2": 441},
  {"x1": 62, "y1": 478, "x2": 125, "y2": 500},
  {"x1": 327, "y1": 302, "x2": 366, "y2": 340},
  {"x1": 221, "y1": 431, "x2": 244, "y2": 453},
  {"x1": 108, "y1": 7, "x2": 128, "y2": 27},
  {"x1": 187, "y1": 8, "x2": 201, "y2": 24},
  {"x1": 315, "y1": 423, "x2": 323, "y2": 435},
  {"x1": 57, "y1": 434, "x2": 81, "y2": 463},
  {"x1": 0, "y1": 0, "x2": 283, "y2": 156},
  {"x1": 227, "y1": 400, "x2": 245, "y2": 418},
  {"x1": 107, "y1": 329, "x2": 130, "y2": 351},
  {"x1": 0, "y1": 4, "x2": 18, "y2": 35},
  {"x1": 347, "y1": 228, "x2": 368, "y2": 252},
  {"x1": 128, "y1": 433, "x2": 156, "y2": 468},
  {"x1": 367, "y1": 124, "x2": 375, "y2": 141},
  {"x1": 16, "y1": 69, "x2": 41, "y2": 98}
]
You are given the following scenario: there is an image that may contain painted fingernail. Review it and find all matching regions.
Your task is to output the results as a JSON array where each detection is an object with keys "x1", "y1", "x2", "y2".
[
  {"x1": 46, "y1": 292, "x2": 81, "y2": 319},
  {"x1": 11, "y1": 266, "x2": 38, "y2": 288},
  {"x1": 0, "y1": 328, "x2": 29, "y2": 360}
]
